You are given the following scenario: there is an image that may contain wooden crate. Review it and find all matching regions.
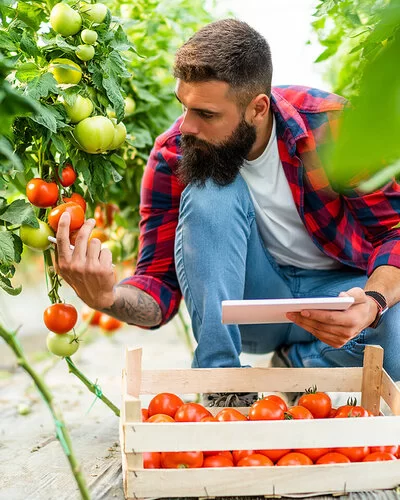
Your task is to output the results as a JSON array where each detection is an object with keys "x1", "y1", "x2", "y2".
[{"x1": 119, "y1": 345, "x2": 400, "y2": 499}]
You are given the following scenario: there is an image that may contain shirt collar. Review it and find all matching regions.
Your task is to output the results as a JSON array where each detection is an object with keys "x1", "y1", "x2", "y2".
[{"x1": 271, "y1": 88, "x2": 308, "y2": 156}]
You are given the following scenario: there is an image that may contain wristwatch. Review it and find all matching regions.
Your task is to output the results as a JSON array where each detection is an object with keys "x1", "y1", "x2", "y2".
[{"x1": 365, "y1": 291, "x2": 388, "y2": 329}]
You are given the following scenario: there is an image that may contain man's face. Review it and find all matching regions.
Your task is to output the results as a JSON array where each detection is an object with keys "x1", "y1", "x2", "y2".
[{"x1": 175, "y1": 79, "x2": 256, "y2": 186}]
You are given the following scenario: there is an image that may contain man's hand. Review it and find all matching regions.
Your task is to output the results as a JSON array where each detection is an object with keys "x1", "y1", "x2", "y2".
[
  {"x1": 286, "y1": 287, "x2": 379, "y2": 348},
  {"x1": 54, "y1": 211, "x2": 116, "y2": 310}
]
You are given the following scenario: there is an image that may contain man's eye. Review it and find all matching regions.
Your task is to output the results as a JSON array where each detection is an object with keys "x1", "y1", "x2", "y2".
[{"x1": 198, "y1": 111, "x2": 214, "y2": 119}]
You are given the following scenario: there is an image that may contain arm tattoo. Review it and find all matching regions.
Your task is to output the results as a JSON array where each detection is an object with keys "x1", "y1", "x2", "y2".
[{"x1": 101, "y1": 285, "x2": 162, "y2": 327}]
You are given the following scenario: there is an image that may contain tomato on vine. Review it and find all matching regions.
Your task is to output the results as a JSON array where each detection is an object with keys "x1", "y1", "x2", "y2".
[
  {"x1": 46, "y1": 332, "x2": 79, "y2": 357},
  {"x1": 59, "y1": 165, "x2": 77, "y2": 187},
  {"x1": 50, "y1": 3, "x2": 82, "y2": 37},
  {"x1": 44, "y1": 303, "x2": 78, "y2": 334},
  {"x1": 48, "y1": 202, "x2": 85, "y2": 232},
  {"x1": 98, "y1": 313, "x2": 123, "y2": 333},
  {"x1": 26, "y1": 178, "x2": 59, "y2": 208},
  {"x1": 19, "y1": 219, "x2": 54, "y2": 251},
  {"x1": 63, "y1": 193, "x2": 87, "y2": 213}
]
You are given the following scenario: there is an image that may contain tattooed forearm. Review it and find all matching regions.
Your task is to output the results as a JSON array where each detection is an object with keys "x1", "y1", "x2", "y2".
[{"x1": 101, "y1": 284, "x2": 162, "y2": 327}]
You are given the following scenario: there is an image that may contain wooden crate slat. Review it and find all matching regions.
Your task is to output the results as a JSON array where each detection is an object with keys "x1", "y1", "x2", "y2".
[
  {"x1": 125, "y1": 461, "x2": 400, "y2": 498},
  {"x1": 382, "y1": 370, "x2": 400, "y2": 416},
  {"x1": 123, "y1": 416, "x2": 400, "y2": 452},
  {"x1": 138, "y1": 367, "x2": 363, "y2": 393},
  {"x1": 361, "y1": 345, "x2": 383, "y2": 415}
]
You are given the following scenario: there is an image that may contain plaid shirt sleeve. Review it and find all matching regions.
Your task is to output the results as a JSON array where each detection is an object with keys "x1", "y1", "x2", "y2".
[
  {"x1": 119, "y1": 122, "x2": 185, "y2": 327},
  {"x1": 344, "y1": 184, "x2": 400, "y2": 275}
]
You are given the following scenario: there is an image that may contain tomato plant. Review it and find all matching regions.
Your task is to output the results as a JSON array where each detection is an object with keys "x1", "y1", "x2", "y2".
[
  {"x1": 160, "y1": 451, "x2": 204, "y2": 469},
  {"x1": 48, "y1": 202, "x2": 85, "y2": 232},
  {"x1": 148, "y1": 392, "x2": 184, "y2": 418},
  {"x1": 44, "y1": 303, "x2": 78, "y2": 334},
  {"x1": 298, "y1": 386, "x2": 332, "y2": 418},
  {"x1": 46, "y1": 331, "x2": 79, "y2": 357},
  {"x1": 26, "y1": 178, "x2": 59, "y2": 208},
  {"x1": 174, "y1": 403, "x2": 212, "y2": 422}
]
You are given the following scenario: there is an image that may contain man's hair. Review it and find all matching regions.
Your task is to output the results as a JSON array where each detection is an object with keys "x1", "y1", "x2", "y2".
[{"x1": 174, "y1": 19, "x2": 273, "y2": 108}]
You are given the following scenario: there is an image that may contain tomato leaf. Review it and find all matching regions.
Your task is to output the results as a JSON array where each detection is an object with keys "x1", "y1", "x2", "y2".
[
  {"x1": 26, "y1": 73, "x2": 59, "y2": 100},
  {"x1": 0, "y1": 137, "x2": 24, "y2": 172},
  {"x1": 0, "y1": 270, "x2": 21, "y2": 295},
  {"x1": 0, "y1": 231, "x2": 22, "y2": 264},
  {"x1": 15, "y1": 62, "x2": 40, "y2": 83},
  {"x1": 29, "y1": 103, "x2": 63, "y2": 133},
  {"x1": 0, "y1": 199, "x2": 39, "y2": 227}
]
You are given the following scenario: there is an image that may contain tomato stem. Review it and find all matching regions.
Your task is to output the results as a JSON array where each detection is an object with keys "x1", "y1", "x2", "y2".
[
  {"x1": 64, "y1": 356, "x2": 120, "y2": 417},
  {"x1": 0, "y1": 323, "x2": 90, "y2": 500}
]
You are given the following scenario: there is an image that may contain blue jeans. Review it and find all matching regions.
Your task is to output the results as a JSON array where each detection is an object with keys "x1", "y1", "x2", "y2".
[{"x1": 174, "y1": 175, "x2": 400, "y2": 381}]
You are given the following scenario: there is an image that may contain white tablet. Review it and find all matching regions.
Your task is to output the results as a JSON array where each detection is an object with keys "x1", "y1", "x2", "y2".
[{"x1": 221, "y1": 297, "x2": 355, "y2": 325}]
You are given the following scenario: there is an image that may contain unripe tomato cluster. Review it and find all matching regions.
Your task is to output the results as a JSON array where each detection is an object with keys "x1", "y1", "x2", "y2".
[
  {"x1": 48, "y1": 2, "x2": 127, "y2": 154},
  {"x1": 139, "y1": 391, "x2": 400, "y2": 469}
]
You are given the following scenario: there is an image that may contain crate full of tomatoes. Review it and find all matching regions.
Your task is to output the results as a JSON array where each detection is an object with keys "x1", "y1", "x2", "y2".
[{"x1": 119, "y1": 345, "x2": 400, "y2": 499}]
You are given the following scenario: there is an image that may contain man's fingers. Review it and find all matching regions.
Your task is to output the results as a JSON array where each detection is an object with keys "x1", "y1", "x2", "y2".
[
  {"x1": 72, "y1": 218, "x2": 96, "y2": 260},
  {"x1": 56, "y1": 212, "x2": 72, "y2": 262}
]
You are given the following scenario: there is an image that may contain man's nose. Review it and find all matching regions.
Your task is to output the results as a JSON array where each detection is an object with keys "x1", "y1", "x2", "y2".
[{"x1": 179, "y1": 112, "x2": 199, "y2": 136}]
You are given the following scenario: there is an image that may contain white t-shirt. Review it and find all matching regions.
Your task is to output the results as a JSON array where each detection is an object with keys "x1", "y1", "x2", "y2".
[{"x1": 241, "y1": 117, "x2": 342, "y2": 269}]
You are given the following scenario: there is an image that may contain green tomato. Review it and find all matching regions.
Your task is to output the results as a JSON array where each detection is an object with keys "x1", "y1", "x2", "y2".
[
  {"x1": 20, "y1": 219, "x2": 54, "y2": 251},
  {"x1": 81, "y1": 28, "x2": 98, "y2": 45},
  {"x1": 50, "y1": 3, "x2": 82, "y2": 37},
  {"x1": 80, "y1": 2, "x2": 108, "y2": 23},
  {"x1": 49, "y1": 58, "x2": 82, "y2": 85},
  {"x1": 74, "y1": 115, "x2": 115, "y2": 154},
  {"x1": 63, "y1": 95, "x2": 93, "y2": 123},
  {"x1": 124, "y1": 97, "x2": 136, "y2": 116},
  {"x1": 46, "y1": 332, "x2": 79, "y2": 357},
  {"x1": 108, "y1": 119, "x2": 127, "y2": 150},
  {"x1": 101, "y1": 239, "x2": 122, "y2": 262},
  {"x1": 76, "y1": 44, "x2": 95, "y2": 62}
]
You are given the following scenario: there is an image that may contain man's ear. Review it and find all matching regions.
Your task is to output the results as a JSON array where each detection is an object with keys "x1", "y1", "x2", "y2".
[{"x1": 246, "y1": 94, "x2": 270, "y2": 125}]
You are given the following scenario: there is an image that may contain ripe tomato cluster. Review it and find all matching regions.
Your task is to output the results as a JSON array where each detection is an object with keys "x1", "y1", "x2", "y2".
[{"x1": 139, "y1": 391, "x2": 400, "y2": 469}]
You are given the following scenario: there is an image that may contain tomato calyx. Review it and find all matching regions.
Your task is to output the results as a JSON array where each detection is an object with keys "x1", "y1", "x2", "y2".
[{"x1": 304, "y1": 385, "x2": 318, "y2": 394}]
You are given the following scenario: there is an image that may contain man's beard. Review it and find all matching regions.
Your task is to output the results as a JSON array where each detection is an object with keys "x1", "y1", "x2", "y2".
[{"x1": 177, "y1": 118, "x2": 257, "y2": 187}]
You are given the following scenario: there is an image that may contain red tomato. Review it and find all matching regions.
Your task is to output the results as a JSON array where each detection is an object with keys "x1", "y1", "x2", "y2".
[
  {"x1": 257, "y1": 449, "x2": 291, "y2": 463},
  {"x1": 297, "y1": 448, "x2": 331, "y2": 462},
  {"x1": 161, "y1": 451, "x2": 203, "y2": 469},
  {"x1": 237, "y1": 454, "x2": 274, "y2": 467},
  {"x1": 298, "y1": 387, "x2": 332, "y2": 418},
  {"x1": 215, "y1": 408, "x2": 247, "y2": 421},
  {"x1": 174, "y1": 403, "x2": 212, "y2": 422},
  {"x1": 81, "y1": 305, "x2": 102, "y2": 325},
  {"x1": 335, "y1": 405, "x2": 368, "y2": 418},
  {"x1": 26, "y1": 178, "x2": 59, "y2": 208},
  {"x1": 370, "y1": 445, "x2": 398, "y2": 455},
  {"x1": 316, "y1": 452, "x2": 351, "y2": 464},
  {"x1": 200, "y1": 415, "x2": 218, "y2": 422},
  {"x1": 203, "y1": 451, "x2": 233, "y2": 460},
  {"x1": 276, "y1": 452, "x2": 313, "y2": 466},
  {"x1": 43, "y1": 303, "x2": 78, "y2": 334},
  {"x1": 143, "y1": 452, "x2": 161, "y2": 469},
  {"x1": 48, "y1": 202, "x2": 85, "y2": 232},
  {"x1": 328, "y1": 407, "x2": 338, "y2": 418},
  {"x1": 98, "y1": 313, "x2": 123, "y2": 332},
  {"x1": 203, "y1": 455, "x2": 233, "y2": 467},
  {"x1": 262, "y1": 394, "x2": 287, "y2": 412},
  {"x1": 63, "y1": 192, "x2": 86, "y2": 213},
  {"x1": 148, "y1": 393, "x2": 184, "y2": 418},
  {"x1": 141, "y1": 408, "x2": 148, "y2": 421},
  {"x1": 335, "y1": 446, "x2": 370, "y2": 462},
  {"x1": 146, "y1": 414, "x2": 175, "y2": 423},
  {"x1": 94, "y1": 204, "x2": 106, "y2": 228},
  {"x1": 285, "y1": 405, "x2": 314, "y2": 420},
  {"x1": 248, "y1": 399, "x2": 285, "y2": 421},
  {"x1": 232, "y1": 450, "x2": 255, "y2": 465},
  {"x1": 363, "y1": 452, "x2": 397, "y2": 462},
  {"x1": 89, "y1": 227, "x2": 108, "y2": 243},
  {"x1": 59, "y1": 165, "x2": 77, "y2": 187}
]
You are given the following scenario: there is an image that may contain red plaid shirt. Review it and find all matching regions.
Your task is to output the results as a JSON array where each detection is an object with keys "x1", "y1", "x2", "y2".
[{"x1": 120, "y1": 85, "x2": 400, "y2": 326}]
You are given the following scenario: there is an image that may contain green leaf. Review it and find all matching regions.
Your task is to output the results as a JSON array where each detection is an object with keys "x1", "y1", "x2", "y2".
[
  {"x1": 0, "y1": 199, "x2": 39, "y2": 227},
  {"x1": 20, "y1": 31, "x2": 40, "y2": 59},
  {"x1": 0, "y1": 231, "x2": 18, "y2": 264},
  {"x1": 16, "y1": 62, "x2": 40, "y2": 83},
  {"x1": 26, "y1": 72, "x2": 59, "y2": 100},
  {"x1": 16, "y1": 1, "x2": 44, "y2": 30},
  {"x1": 0, "y1": 137, "x2": 23, "y2": 171},
  {"x1": 29, "y1": 103, "x2": 60, "y2": 133},
  {"x1": 0, "y1": 30, "x2": 18, "y2": 51}
]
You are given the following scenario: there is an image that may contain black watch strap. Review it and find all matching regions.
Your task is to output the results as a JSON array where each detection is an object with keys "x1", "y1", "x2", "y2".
[{"x1": 365, "y1": 291, "x2": 388, "y2": 328}]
